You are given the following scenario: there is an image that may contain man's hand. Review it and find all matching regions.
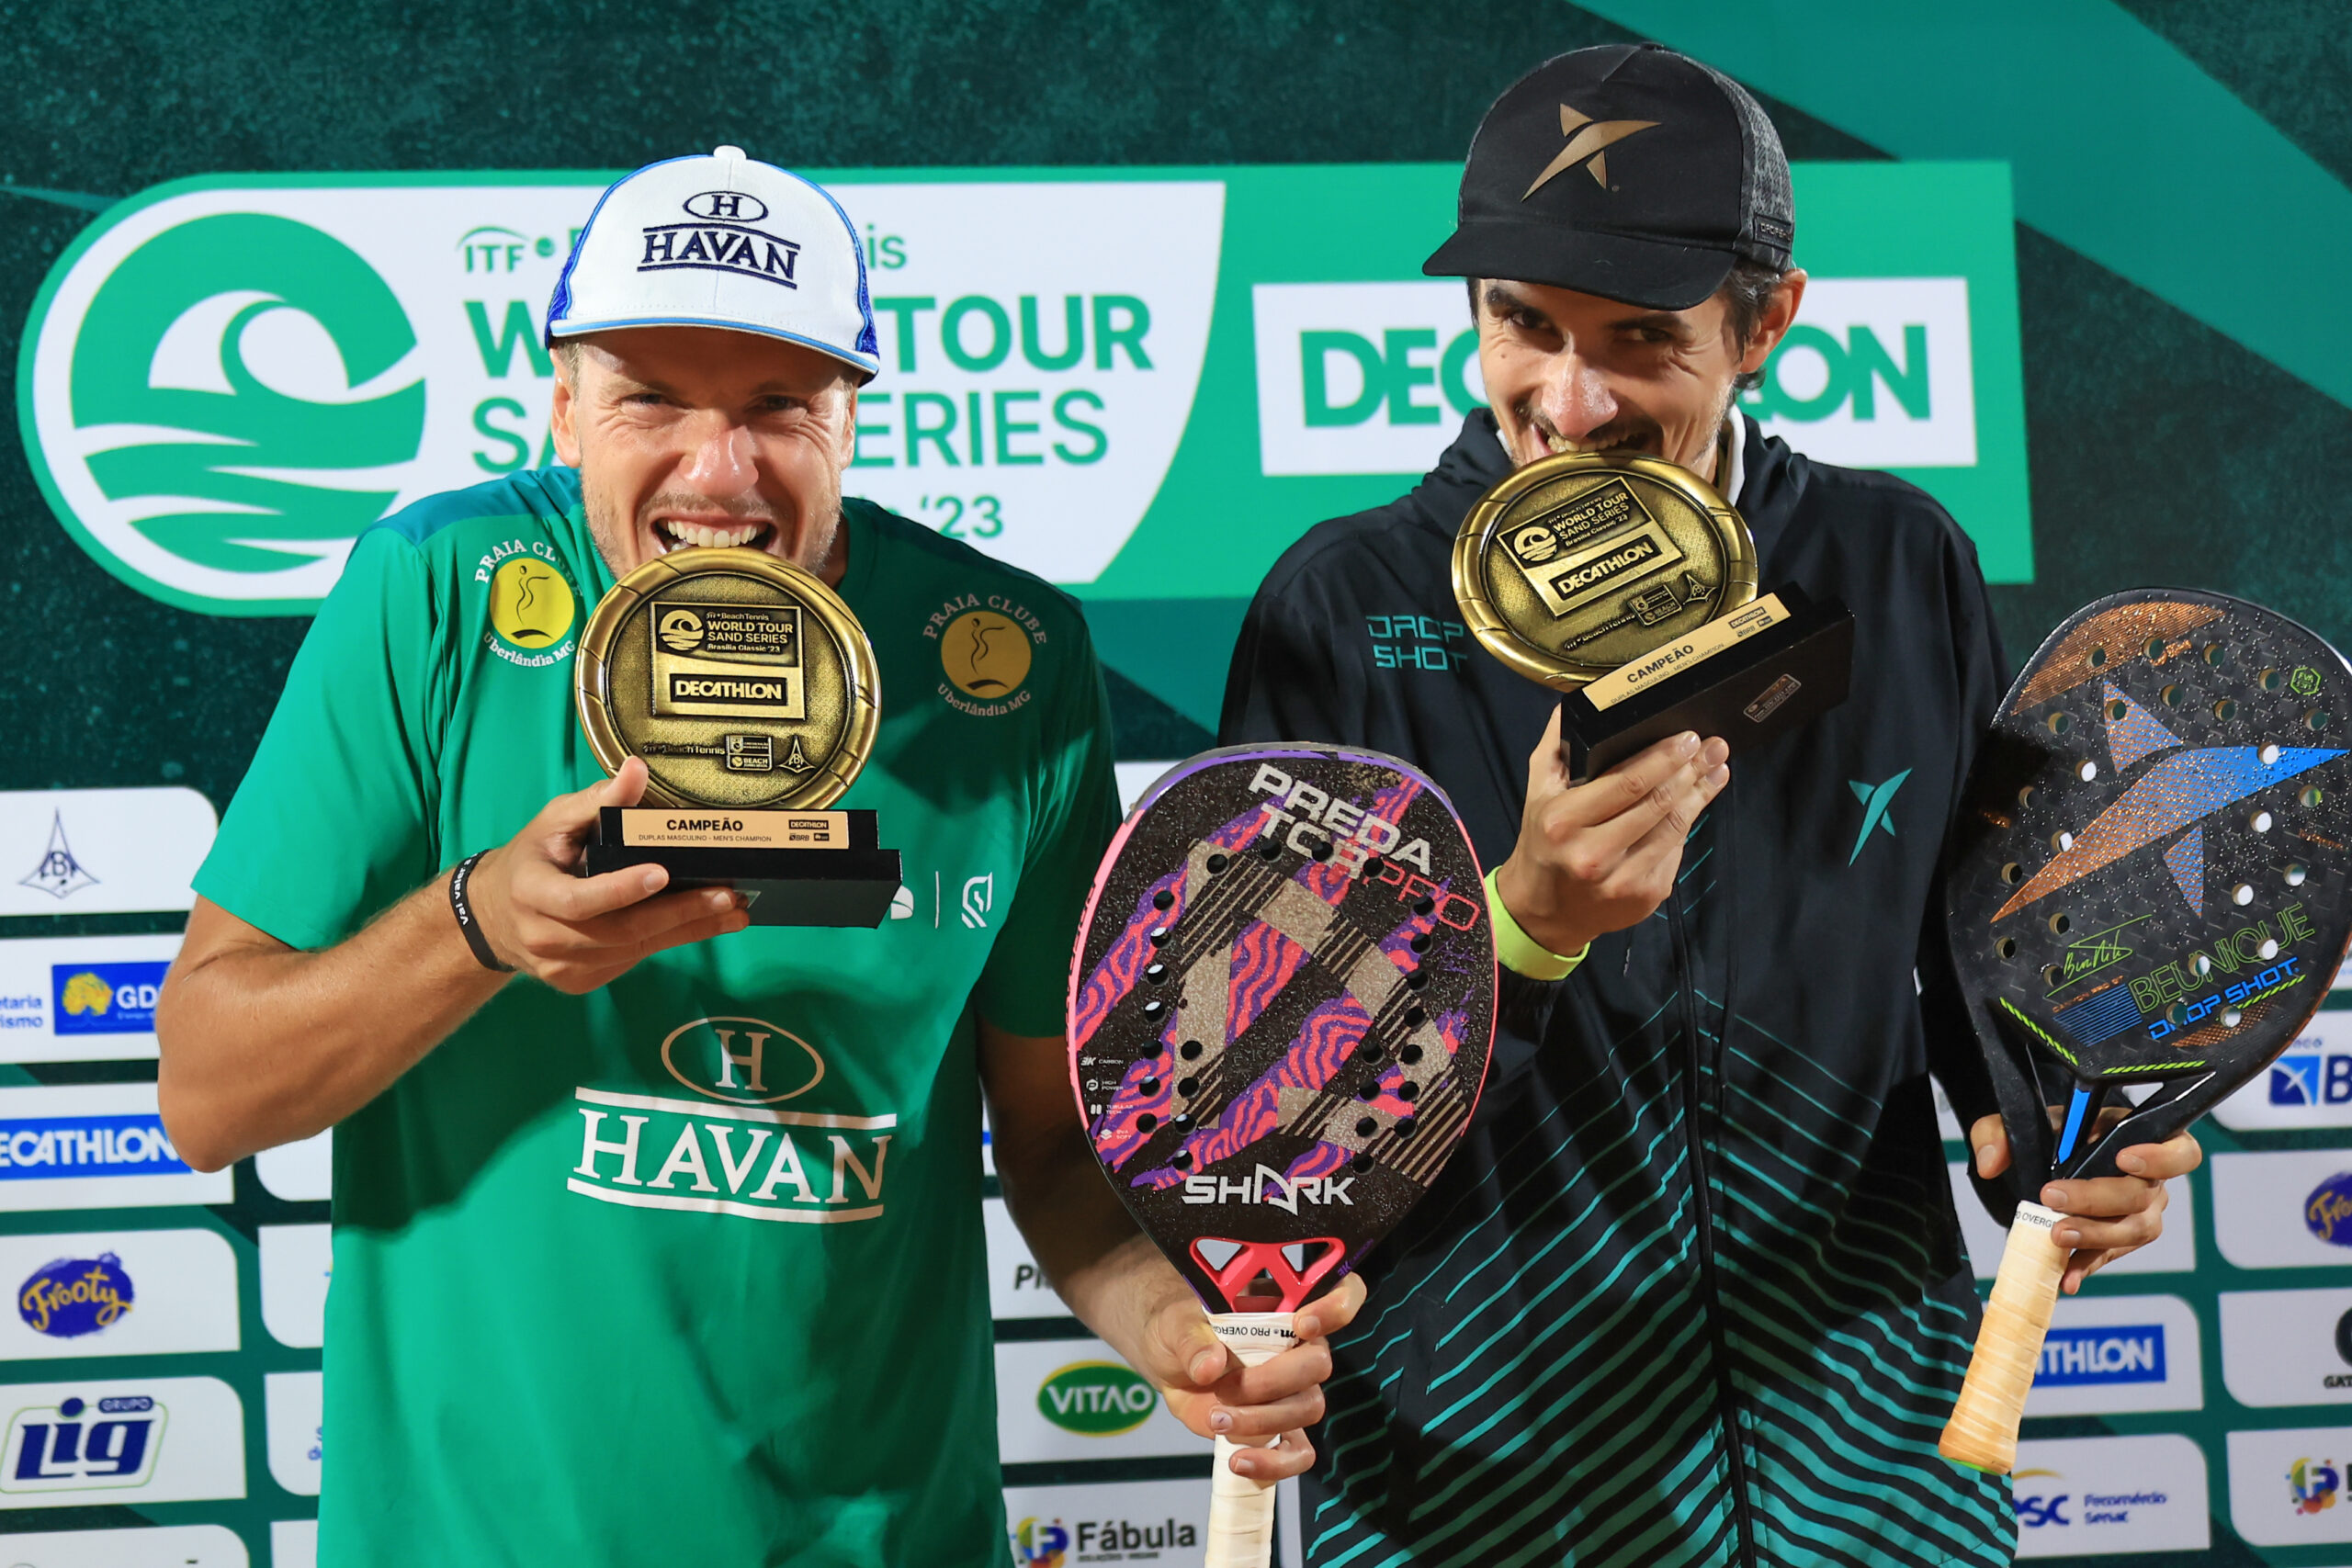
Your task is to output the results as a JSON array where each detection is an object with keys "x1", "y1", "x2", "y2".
[
  {"x1": 1969, "y1": 1111, "x2": 2204, "y2": 1292},
  {"x1": 469, "y1": 758, "x2": 751, "y2": 992},
  {"x1": 1135, "y1": 1273, "x2": 1368, "y2": 1481},
  {"x1": 1492, "y1": 712, "x2": 1731, "y2": 955}
]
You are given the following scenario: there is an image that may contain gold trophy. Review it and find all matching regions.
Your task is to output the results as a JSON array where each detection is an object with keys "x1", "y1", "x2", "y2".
[
  {"x1": 1453, "y1": 450, "x2": 1853, "y2": 779},
  {"x1": 574, "y1": 548, "x2": 900, "y2": 926}
]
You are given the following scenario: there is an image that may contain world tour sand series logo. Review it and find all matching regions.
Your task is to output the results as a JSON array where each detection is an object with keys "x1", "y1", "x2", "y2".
[{"x1": 21, "y1": 173, "x2": 1221, "y2": 615}]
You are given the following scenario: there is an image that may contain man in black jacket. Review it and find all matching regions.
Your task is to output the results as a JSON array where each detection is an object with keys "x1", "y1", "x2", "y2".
[{"x1": 1220, "y1": 43, "x2": 2200, "y2": 1566}]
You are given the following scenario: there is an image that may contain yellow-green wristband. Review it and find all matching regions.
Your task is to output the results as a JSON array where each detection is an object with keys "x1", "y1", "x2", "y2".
[{"x1": 1484, "y1": 867, "x2": 1589, "y2": 981}]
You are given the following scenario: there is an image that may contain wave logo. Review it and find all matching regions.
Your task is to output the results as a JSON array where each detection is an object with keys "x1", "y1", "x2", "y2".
[
  {"x1": 1008, "y1": 1517, "x2": 1069, "y2": 1567},
  {"x1": 25, "y1": 207, "x2": 424, "y2": 615},
  {"x1": 2291, "y1": 1456, "x2": 2343, "y2": 1515},
  {"x1": 17, "y1": 1254, "x2": 133, "y2": 1339},
  {"x1": 1037, "y1": 1361, "x2": 1157, "y2": 1436},
  {"x1": 2306, "y1": 1173, "x2": 2352, "y2": 1247}
]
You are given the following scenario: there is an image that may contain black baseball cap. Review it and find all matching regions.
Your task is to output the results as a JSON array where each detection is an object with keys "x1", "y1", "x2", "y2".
[{"x1": 1425, "y1": 43, "x2": 1794, "y2": 311}]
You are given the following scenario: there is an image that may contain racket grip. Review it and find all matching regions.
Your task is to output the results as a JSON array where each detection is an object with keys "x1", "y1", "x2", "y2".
[
  {"x1": 1204, "y1": 1313, "x2": 1297, "y2": 1568},
  {"x1": 1939, "y1": 1201, "x2": 2068, "y2": 1473}
]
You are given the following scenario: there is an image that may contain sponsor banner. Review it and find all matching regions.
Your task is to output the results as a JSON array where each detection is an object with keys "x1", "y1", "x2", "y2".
[
  {"x1": 258, "y1": 1224, "x2": 330, "y2": 1349},
  {"x1": 2012, "y1": 1433, "x2": 2210, "y2": 1557},
  {"x1": 256, "y1": 1129, "x2": 332, "y2": 1201},
  {"x1": 2212, "y1": 1150, "x2": 2352, "y2": 1269},
  {"x1": 984, "y1": 1196, "x2": 1065, "y2": 1321},
  {"x1": 2222, "y1": 1010, "x2": 2352, "y2": 1129},
  {"x1": 0, "y1": 788, "x2": 214, "y2": 917},
  {"x1": 20, "y1": 163, "x2": 2029, "y2": 627},
  {"x1": 1948, "y1": 1163, "x2": 2195, "y2": 1276},
  {"x1": 2024, "y1": 1293, "x2": 2201, "y2": 1416},
  {"x1": 0, "y1": 934, "x2": 180, "y2": 1062},
  {"x1": 0, "y1": 1084, "x2": 231, "y2": 1212},
  {"x1": 1250, "y1": 280, "x2": 1480, "y2": 477},
  {"x1": 1003, "y1": 1477, "x2": 1208, "y2": 1565},
  {"x1": 0, "y1": 1373, "x2": 243, "y2": 1507},
  {"x1": 265, "y1": 1370, "x2": 322, "y2": 1495},
  {"x1": 270, "y1": 1522, "x2": 317, "y2": 1568},
  {"x1": 995, "y1": 1337, "x2": 1204, "y2": 1463},
  {"x1": 0, "y1": 1526, "x2": 249, "y2": 1567},
  {"x1": 2222, "y1": 1287, "x2": 2352, "y2": 1406},
  {"x1": 2229, "y1": 1425, "x2": 2352, "y2": 1545},
  {"x1": 0, "y1": 1228, "x2": 238, "y2": 1360}
]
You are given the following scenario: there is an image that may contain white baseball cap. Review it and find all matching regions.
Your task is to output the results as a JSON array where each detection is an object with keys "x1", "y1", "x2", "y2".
[{"x1": 544, "y1": 145, "x2": 879, "y2": 379}]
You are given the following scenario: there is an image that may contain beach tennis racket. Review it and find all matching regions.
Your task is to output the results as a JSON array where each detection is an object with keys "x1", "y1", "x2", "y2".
[
  {"x1": 1938, "y1": 589, "x2": 2352, "y2": 1472},
  {"x1": 1068, "y1": 745, "x2": 1497, "y2": 1568}
]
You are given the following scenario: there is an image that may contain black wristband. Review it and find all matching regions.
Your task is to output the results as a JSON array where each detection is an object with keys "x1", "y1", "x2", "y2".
[{"x1": 449, "y1": 851, "x2": 514, "y2": 973}]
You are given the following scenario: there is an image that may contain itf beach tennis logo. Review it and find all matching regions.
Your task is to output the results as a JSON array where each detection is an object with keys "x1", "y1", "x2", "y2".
[{"x1": 24, "y1": 174, "x2": 1221, "y2": 613}]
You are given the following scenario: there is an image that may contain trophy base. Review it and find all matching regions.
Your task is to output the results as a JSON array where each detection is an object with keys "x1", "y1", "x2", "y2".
[
  {"x1": 583, "y1": 807, "x2": 903, "y2": 928},
  {"x1": 1560, "y1": 585, "x2": 1855, "y2": 783}
]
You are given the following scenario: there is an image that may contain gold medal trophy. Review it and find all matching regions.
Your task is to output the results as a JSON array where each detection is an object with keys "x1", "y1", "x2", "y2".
[
  {"x1": 1453, "y1": 446, "x2": 1856, "y2": 780},
  {"x1": 575, "y1": 547, "x2": 901, "y2": 926}
]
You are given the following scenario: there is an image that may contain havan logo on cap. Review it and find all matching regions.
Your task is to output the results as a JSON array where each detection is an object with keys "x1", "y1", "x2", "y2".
[{"x1": 639, "y1": 192, "x2": 802, "y2": 291}]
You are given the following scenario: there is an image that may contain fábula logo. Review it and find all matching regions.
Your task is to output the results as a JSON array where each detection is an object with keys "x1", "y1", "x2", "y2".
[
  {"x1": 2292, "y1": 1455, "x2": 2344, "y2": 1514},
  {"x1": 1036, "y1": 1362, "x2": 1158, "y2": 1437},
  {"x1": 17, "y1": 1254, "x2": 133, "y2": 1340},
  {"x1": 51, "y1": 962, "x2": 168, "y2": 1037},
  {"x1": 2, "y1": 1393, "x2": 164, "y2": 1493}
]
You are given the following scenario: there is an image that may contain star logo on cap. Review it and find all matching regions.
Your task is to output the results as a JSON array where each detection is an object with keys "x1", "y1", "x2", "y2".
[{"x1": 1523, "y1": 102, "x2": 1660, "y2": 199}]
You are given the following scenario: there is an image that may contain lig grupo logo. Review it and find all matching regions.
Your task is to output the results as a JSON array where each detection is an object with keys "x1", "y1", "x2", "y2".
[
  {"x1": 1036, "y1": 1361, "x2": 1158, "y2": 1437},
  {"x1": 24, "y1": 175, "x2": 1224, "y2": 615}
]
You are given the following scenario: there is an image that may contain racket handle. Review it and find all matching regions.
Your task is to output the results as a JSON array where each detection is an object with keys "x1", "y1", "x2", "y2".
[
  {"x1": 1939, "y1": 1200, "x2": 2068, "y2": 1473},
  {"x1": 1204, "y1": 1312, "x2": 1297, "y2": 1568}
]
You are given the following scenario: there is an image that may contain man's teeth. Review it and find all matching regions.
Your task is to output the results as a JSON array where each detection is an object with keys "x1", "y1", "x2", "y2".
[{"x1": 659, "y1": 521, "x2": 767, "y2": 551}]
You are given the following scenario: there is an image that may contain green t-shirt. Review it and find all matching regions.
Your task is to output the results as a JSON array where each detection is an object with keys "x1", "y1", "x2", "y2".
[{"x1": 196, "y1": 468, "x2": 1118, "y2": 1567}]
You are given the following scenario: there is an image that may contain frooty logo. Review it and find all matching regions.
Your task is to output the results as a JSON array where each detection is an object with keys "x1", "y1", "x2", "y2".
[
  {"x1": 25, "y1": 209, "x2": 424, "y2": 615},
  {"x1": 25, "y1": 175, "x2": 1223, "y2": 613},
  {"x1": 1252, "y1": 281, "x2": 1486, "y2": 477},
  {"x1": 1741, "y1": 277, "x2": 1976, "y2": 468}
]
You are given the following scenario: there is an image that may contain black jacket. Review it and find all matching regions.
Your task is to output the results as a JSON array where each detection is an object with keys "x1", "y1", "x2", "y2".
[{"x1": 1221, "y1": 411, "x2": 2015, "y2": 1567}]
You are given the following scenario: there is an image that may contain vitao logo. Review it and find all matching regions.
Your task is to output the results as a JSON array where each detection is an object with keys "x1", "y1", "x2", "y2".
[
  {"x1": 660, "y1": 1015, "x2": 826, "y2": 1106},
  {"x1": 1741, "y1": 277, "x2": 1976, "y2": 468},
  {"x1": 23, "y1": 175, "x2": 1223, "y2": 614}
]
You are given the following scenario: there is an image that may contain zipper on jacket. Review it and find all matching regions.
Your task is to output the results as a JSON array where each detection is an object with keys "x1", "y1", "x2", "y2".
[{"x1": 1668, "y1": 829, "x2": 1759, "y2": 1565}]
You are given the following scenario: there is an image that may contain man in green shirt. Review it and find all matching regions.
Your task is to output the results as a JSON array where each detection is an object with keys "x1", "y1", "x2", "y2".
[{"x1": 155, "y1": 147, "x2": 1359, "y2": 1566}]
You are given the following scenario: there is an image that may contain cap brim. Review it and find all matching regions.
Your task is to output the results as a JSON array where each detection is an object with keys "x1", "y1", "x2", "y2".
[
  {"x1": 548, "y1": 315, "x2": 880, "y2": 382},
  {"x1": 1424, "y1": 220, "x2": 1737, "y2": 312}
]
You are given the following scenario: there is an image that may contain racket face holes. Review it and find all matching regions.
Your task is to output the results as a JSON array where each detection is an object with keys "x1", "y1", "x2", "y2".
[
  {"x1": 2051, "y1": 830, "x2": 2075, "y2": 852},
  {"x1": 2212, "y1": 697, "x2": 2239, "y2": 721},
  {"x1": 1177, "y1": 1077, "x2": 1199, "y2": 1098},
  {"x1": 2233, "y1": 883, "x2": 2256, "y2": 906},
  {"x1": 2086, "y1": 646, "x2": 2108, "y2": 669},
  {"x1": 2106, "y1": 699, "x2": 2128, "y2": 721},
  {"x1": 1257, "y1": 841, "x2": 1281, "y2": 861},
  {"x1": 2047, "y1": 712, "x2": 2074, "y2": 736},
  {"x1": 1136, "y1": 1113, "x2": 1159, "y2": 1133},
  {"x1": 1996, "y1": 937, "x2": 2018, "y2": 961},
  {"x1": 2288, "y1": 863, "x2": 2311, "y2": 887},
  {"x1": 2159, "y1": 684, "x2": 2183, "y2": 708},
  {"x1": 1409, "y1": 933, "x2": 1432, "y2": 953},
  {"x1": 1204, "y1": 853, "x2": 1228, "y2": 874},
  {"x1": 2146, "y1": 637, "x2": 2167, "y2": 660},
  {"x1": 2001, "y1": 862, "x2": 2024, "y2": 885},
  {"x1": 1357, "y1": 1082, "x2": 1380, "y2": 1101},
  {"x1": 1171, "y1": 1113, "x2": 1193, "y2": 1132},
  {"x1": 2263, "y1": 668, "x2": 2287, "y2": 692},
  {"x1": 2079, "y1": 761, "x2": 2100, "y2": 783},
  {"x1": 1141, "y1": 999, "x2": 1166, "y2": 1020},
  {"x1": 1148, "y1": 925, "x2": 1170, "y2": 946},
  {"x1": 1151, "y1": 889, "x2": 1175, "y2": 910},
  {"x1": 2224, "y1": 1008, "x2": 2245, "y2": 1028},
  {"x1": 2164, "y1": 1002, "x2": 2188, "y2": 1029},
  {"x1": 2304, "y1": 786, "x2": 2326, "y2": 808},
  {"x1": 1136, "y1": 1041, "x2": 1162, "y2": 1059},
  {"x1": 1357, "y1": 1043, "x2": 1385, "y2": 1064},
  {"x1": 1143, "y1": 963, "x2": 1169, "y2": 984},
  {"x1": 1412, "y1": 896, "x2": 1436, "y2": 917},
  {"x1": 1397, "y1": 1082, "x2": 1420, "y2": 1101},
  {"x1": 1404, "y1": 1007, "x2": 1427, "y2": 1027},
  {"x1": 2205, "y1": 641, "x2": 2227, "y2": 668},
  {"x1": 1353, "y1": 1117, "x2": 1378, "y2": 1138},
  {"x1": 2312, "y1": 708, "x2": 2334, "y2": 731},
  {"x1": 1400, "y1": 1043, "x2": 1424, "y2": 1065},
  {"x1": 1138, "y1": 1077, "x2": 1161, "y2": 1095},
  {"x1": 2262, "y1": 743, "x2": 2282, "y2": 765},
  {"x1": 2018, "y1": 785, "x2": 2037, "y2": 808},
  {"x1": 2048, "y1": 912, "x2": 2072, "y2": 935},
  {"x1": 2252, "y1": 810, "x2": 2275, "y2": 833},
  {"x1": 1179, "y1": 1040, "x2": 1203, "y2": 1060},
  {"x1": 2043, "y1": 964, "x2": 2064, "y2": 988},
  {"x1": 2258, "y1": 938, "x2": 2280, "y2": 960},
  {"x1": 1403, "y1": 970, "x2": 1428, "y2": 991},
  {"x1": 1351, "y1": 1153, "x2": 1374, "y2": 1172},
  {"x1": 1171, "y1": 1151, "x2": 1192, "y2": 1169},
  {"x1": 2190, "y1": 953, "x2": 2212, "y2": 978},
  {"x1": 1311, "y1": 840, "x2": 1334, "y2": 863},
  {"x1": 1396, "y1": 1116, "x2": 1418, "y2": 1136}
]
